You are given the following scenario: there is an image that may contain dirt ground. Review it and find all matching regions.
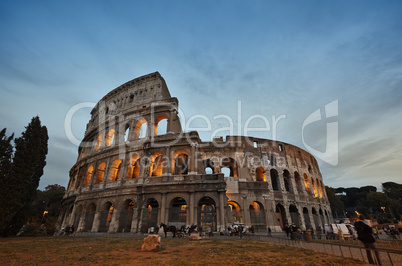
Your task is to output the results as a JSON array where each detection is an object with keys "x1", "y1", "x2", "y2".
[{"x1": 0, "y1": 236, "x2": 368, "y2": 265}]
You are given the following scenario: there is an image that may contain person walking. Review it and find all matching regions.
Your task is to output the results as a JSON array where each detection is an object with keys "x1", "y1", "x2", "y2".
[{"x1": 355, "y1": 215, "x2": 381, "y2": 265}]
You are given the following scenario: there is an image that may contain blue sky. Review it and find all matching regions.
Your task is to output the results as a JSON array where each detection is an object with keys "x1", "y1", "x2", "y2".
[{"x1": 1, "y1": 0, "x2": 401, "y2": 190}]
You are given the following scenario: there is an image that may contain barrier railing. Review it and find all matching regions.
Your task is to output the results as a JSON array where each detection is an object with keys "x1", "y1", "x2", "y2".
[{"x1": 251, "y1": 234, "x2": 402, "y2": 266}]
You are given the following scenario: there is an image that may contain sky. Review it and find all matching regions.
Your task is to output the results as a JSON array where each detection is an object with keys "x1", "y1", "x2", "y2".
[{"x1": 0, "y1": 0, "x2": 401, "y2": 191}]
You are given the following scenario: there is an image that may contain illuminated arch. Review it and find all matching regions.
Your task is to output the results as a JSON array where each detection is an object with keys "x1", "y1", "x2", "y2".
[
  {"x1": 108, "y1": 159, "x2": 122, "y2": 182},
  {"x1": 105, "y1": 128, "x2": 115, "y2": 146},
  {"x1": 317, "y1": 179, "x2": 323, "y2": 198},
  {"x1": 303, "y1": 173, "x2": 310, "y2": 192},
  {"x1": 126, "y1": 155, "x2": 141, "y2": 179},
  {"x1": 149, "y1": 153, "x2": 163, "y2": 177},
  {"x1": 94, "y1": 133, "x2": 103, "y2": 151},
  {"x1": 311, "y1": 177, "x2": 318, "y2": 197},
  {"x1": 173, "y1": 150, "x2": 189, "y2": 175},
  {"x1": 94, "y1": 162, "x2": 106, "y2": 184},
  {"x1": 228, "y1": 201, "x2": 242, "y2": 223},
  {"x1": 256, "y1": 166, "x2": 266, "y2": 181},
  {"x1": 83, "y1": 165, "x2": 94, "y2": 187}
]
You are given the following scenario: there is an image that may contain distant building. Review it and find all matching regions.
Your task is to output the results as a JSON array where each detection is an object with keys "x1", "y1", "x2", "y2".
[{"x1": 57, "y1": 72, "x2": 333, "y2": 234}]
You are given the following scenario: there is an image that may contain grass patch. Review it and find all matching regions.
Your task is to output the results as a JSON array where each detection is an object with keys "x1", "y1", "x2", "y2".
[{"x1": 0, "y1": 236, "x2": 367, "y2": 265}]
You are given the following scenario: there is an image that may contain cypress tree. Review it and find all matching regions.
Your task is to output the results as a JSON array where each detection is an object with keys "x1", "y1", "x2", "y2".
[
  {"x1": 0, "y1": 129, "x2": 14, "y2": 234},
  {"x1": 0, "y1": 116, "x2": 48, "y2": 235}
]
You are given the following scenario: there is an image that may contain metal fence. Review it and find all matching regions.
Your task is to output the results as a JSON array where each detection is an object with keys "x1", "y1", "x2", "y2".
[{"x1": 251, "y1": 235, "x2": 402, "y2": 266}]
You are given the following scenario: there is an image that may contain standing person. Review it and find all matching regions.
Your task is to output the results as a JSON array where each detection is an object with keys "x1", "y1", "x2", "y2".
[
  {"x1": 268, "y1": 226, "x2": 272, "y2": 237},
  {"x1": 285, "y1": 224, "x2": 290, "y2": 238},
  {"x1": 355, "y1": 215, "x2": 381, "y2": 265}
]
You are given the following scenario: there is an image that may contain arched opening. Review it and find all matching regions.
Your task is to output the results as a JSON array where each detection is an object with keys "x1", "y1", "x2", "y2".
[
  {"x1": 256, "y1": 167, "x2": 266, "y2": 182},
  {"x1": 311, "y1": 177, "x2": 318, "y2": 197},
  {"x1": 270, "y1": 169, "x2": 279, "y2": 191},
  {"x1": 173, "y1": 151, "x2": 189, "y2": 175},
  {"x1": 72, "y1": 205, "x2": 83, "y2": 231},
  {"x1": 94, "y1": 133, "x2": 103, "y2": 151},
  {"x1": 294, "y1": 172, "x2": 302, "y2": 193},
  {"x1": 203, "y1": 159, "x2": 214, "y2": 174},
  {"x1": 303, "y1": 174, "x2": 311, "y2": 192},
  {"x1": 94, "y1": 162, "x2": 106, "y2": 184},
  {"x1": 289, "y1": 205, "x2": 300, "y2": 229},
  {"x1": 154, "y1": 115, "x2": 168, "y2": 135},
  {"x1": 275, "y1": 204, "x2": 287, "y2": 230},
  {"x1": 118, "y1": 200, "x2": 135, "y2": 233},
  {"x1": 283, "y1": 170, "x2": 291, "y2": 192},
  {"x1": 75, "y1": 169, "x2": 84, "y2": 189},
  {"x1": 319, "y1": 209, "x2": 325, "y2": 232},
  {"x1": 149, "y1": 153, "x2": 163, "y2": 177},
  {"x1": 198, "y1": 197, "x2": 216, "y2": 232},
  {"x1": 168, "y1": 197, "x2": 187, "y2": 228},
  {"x1": 141, "y1": 198, "x2": 159, "y2": 233},
  {"x1": 221, "y1": 157, "x2": 238, "y2": 177},
  {"x1": 69, "y1": 174, "x2": 77, "y2": 191},
  {"x1": 134, "y1": 119, "x2": 147, "y2": 139},
  {"x1": 324, "y1": 210, "x2": 329, "y2": 225},
  {"x1": 108, "y1": 159, "x2": 122, "y2": 182},
  {"x1": 312, "y1": 208, "x2": 320, "y2": 231},
  {"x1": 126, "y1": 155, "x2": 141, "y2": 179},
  {"x1": 250, "y1": 201, "x2": 266, "y2": 232},
  {"x1": 124, "y1": 124, "x2": 130, "y2": 142},
  {"x1": 317, "y1": 179, "x2": 323, "y2": 198},
  {"x1": 83, "y1": 166, "x2": 94, "y2": 187},
  {"x1": 303, "y1": 207, "x2": 311, "y2": 229},
  {"x1": 105, "y1": 128, "x2": 115, "y2": 147},
  {"x1": 98, "y1": 202, "x2": 113, "y2": 232},
  {"x1": 322, "y1": 183, "x2": 328, "y2": 199},
  {"x1": 83, "y1": 203, "x2": 96, "y2": 232},
  {"x1": 205, "y1": 167, "x2": 213, "y2": 174},
  {"x1": 228, "y1": 201, "x2": 242, "y2": 223}
]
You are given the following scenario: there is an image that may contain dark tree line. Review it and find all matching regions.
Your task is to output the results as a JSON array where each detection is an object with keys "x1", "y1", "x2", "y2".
[
  {"x1": 326, "y1": 182, "x2": 402, "y2": 223},
  {"x1": 0, "y1": 116, "x2": 48, "y2": 236}
]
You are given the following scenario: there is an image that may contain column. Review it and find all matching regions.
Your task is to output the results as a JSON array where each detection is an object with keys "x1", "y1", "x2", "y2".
[{"x1": 219, "y1": 191, "x2": 225, "y2": 232}]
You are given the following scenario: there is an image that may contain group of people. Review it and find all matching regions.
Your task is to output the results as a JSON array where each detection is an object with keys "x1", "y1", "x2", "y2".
[
  {"x1": 61, "y1": 225, "x2": 75, "y2": 236},
  {"x1": 284, "y1": 223, "x2": 299, "y2": 239},
  {"x1": 382, "y1": 227, "x2": 400, "y2": 239},
  {"x1": 227, "y1": 224, "x2": 253, "y2": 237}
]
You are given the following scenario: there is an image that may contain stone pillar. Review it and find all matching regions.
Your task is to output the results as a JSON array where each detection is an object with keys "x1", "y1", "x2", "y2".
[
  {"x1": 189, "y1": 193, "x2": 195, "y2": 225},
  {"x1": 219, "y1": 191, "x2": 225, "y2": 232},
  {"x1": 91, "y1": 211, "x2": 101, "y2": 233},
  {"x1": 161, "y1": 193, "x2": 167, "y2": 223},
  {"x1": 189, "y1": 143, "x2": 196, "y2": 174},
  {"x1": 108, "y1": 205, "x2": 120, "y2": 233},
  {"x1": 290, "y1": 178, "x2": 298, "y2": 195},
  {"x1": 165, "y1": 146, "x2": 171, "y2": 175},
  {"x1": 297, "y1": 206, "x2": 306, "y2": 230},
  {"x1": 131, "y1": 206, "x2": 140, "y2": 233},
  {"x1": 241, "y1": 196, "x2": 251, "y2": 226}
]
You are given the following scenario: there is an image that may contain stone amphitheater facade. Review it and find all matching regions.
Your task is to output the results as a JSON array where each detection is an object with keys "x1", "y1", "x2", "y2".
[{"x1": 58, "y1": 72, "x2": 333, "y2": 235}]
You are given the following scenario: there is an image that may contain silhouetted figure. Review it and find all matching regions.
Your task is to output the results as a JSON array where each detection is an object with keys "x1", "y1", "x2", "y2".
[{"x1": 355, "y1": 215, "x2": 381, "y2": 265}]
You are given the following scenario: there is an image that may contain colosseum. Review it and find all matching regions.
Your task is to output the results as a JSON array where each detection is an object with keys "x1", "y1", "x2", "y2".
[{"x1": 58, "y1": 72, "x2": 333, "y2": 235}]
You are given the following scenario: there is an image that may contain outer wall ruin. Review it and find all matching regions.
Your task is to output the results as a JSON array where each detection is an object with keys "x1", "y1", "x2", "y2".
[{"x1": 58, "y1": 72, "x2": 333, "y2": 235}]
